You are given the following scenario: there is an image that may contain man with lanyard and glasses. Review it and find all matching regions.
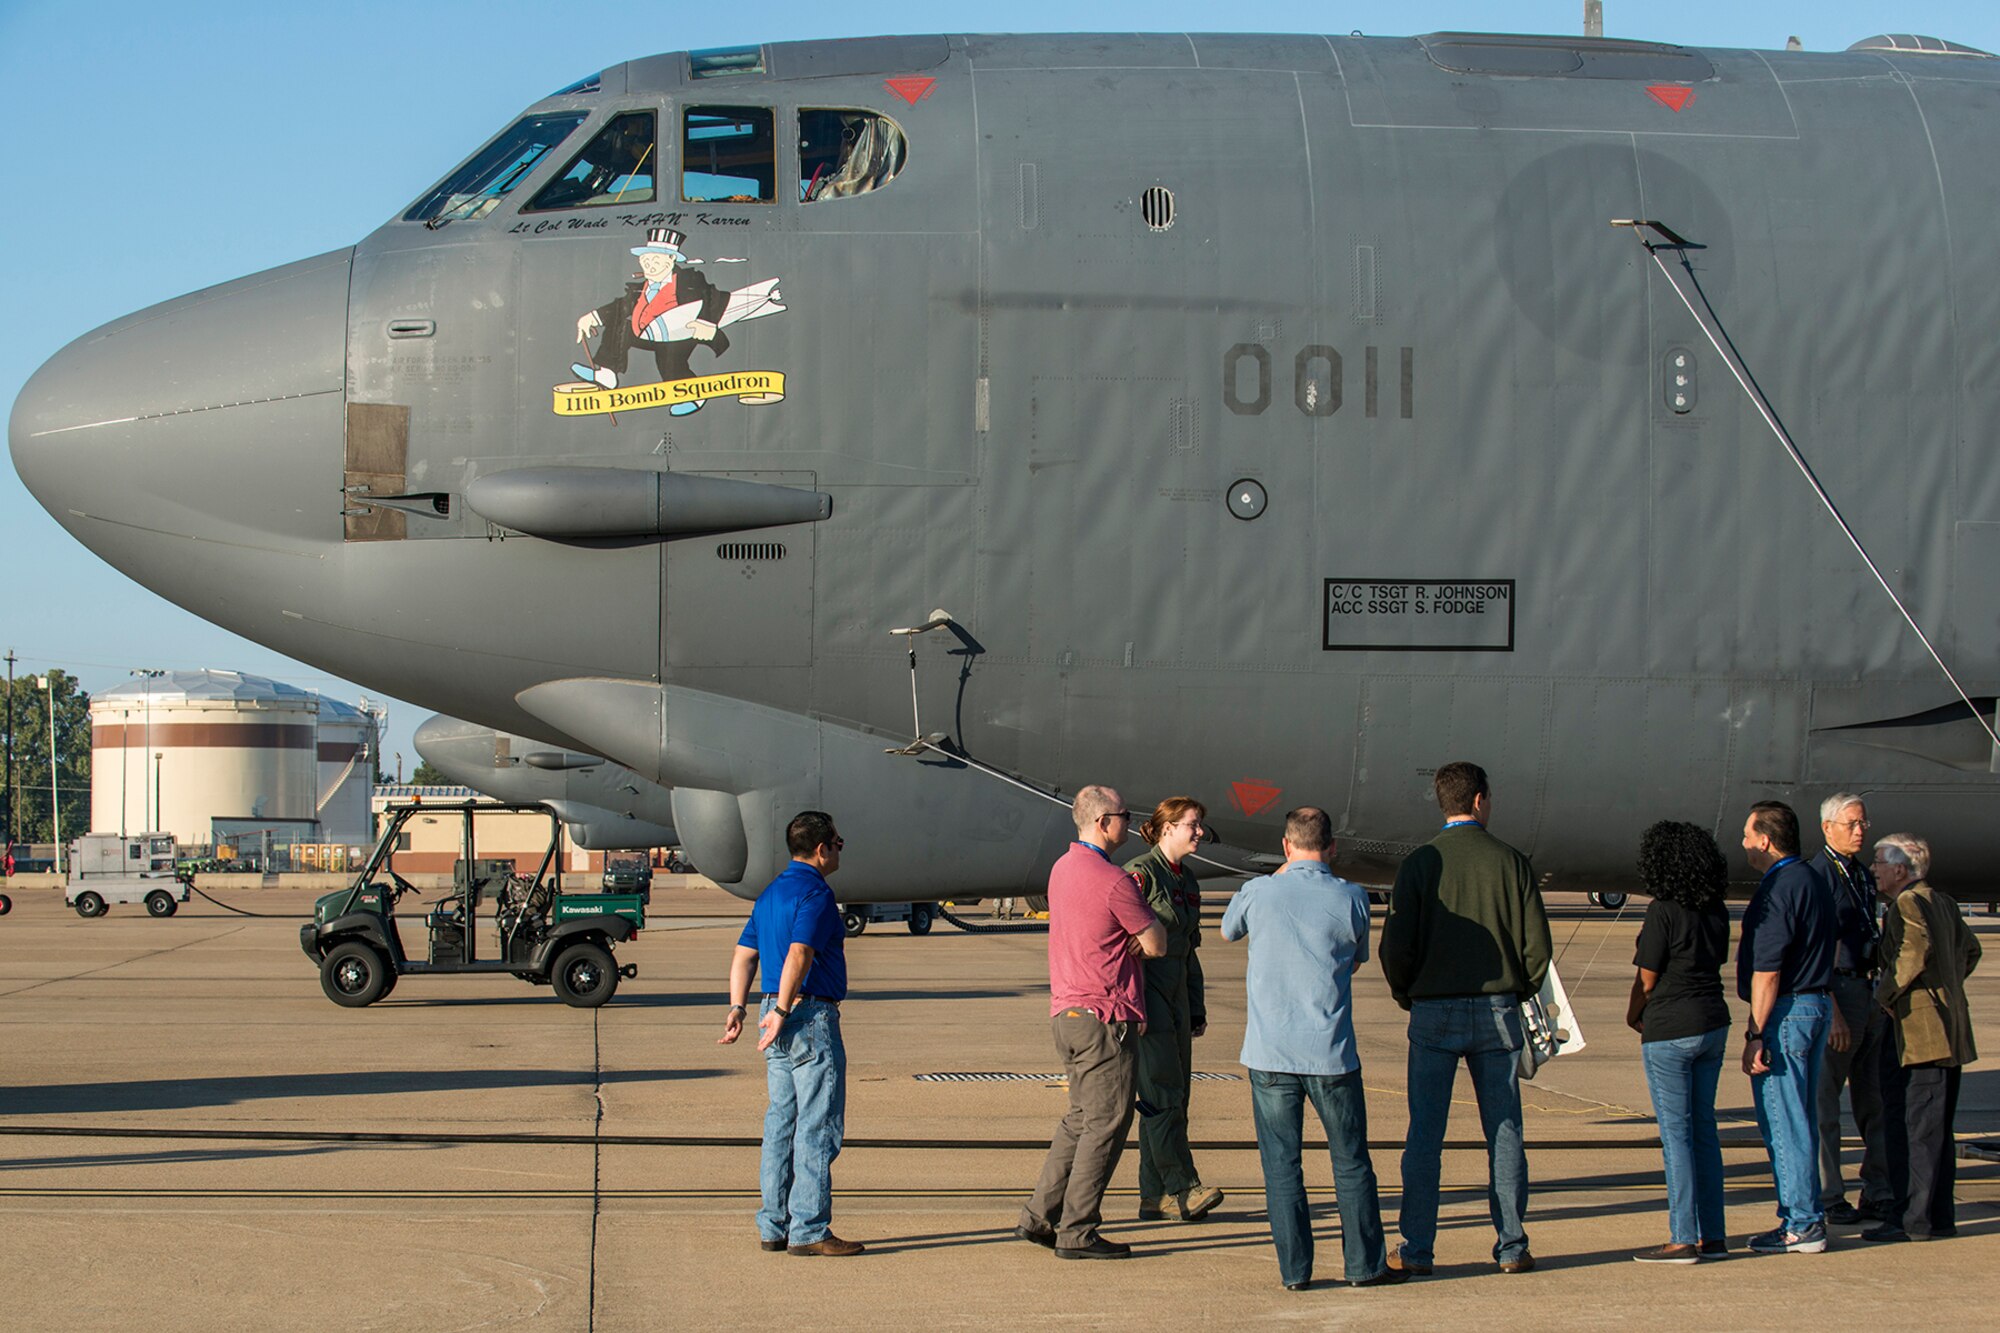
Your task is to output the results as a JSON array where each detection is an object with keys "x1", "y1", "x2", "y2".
[
  {"x1": 719, "y1": 811, "x2": 862, "y2": 1257},
  {"x1": 1738, "y1": 800, "x2": 1837, "y2": 1254},
  {"x1": 1018, "y1": 784, "x2": 1167, "y2": 1260},
  {"x1": 1811, "y1": 793, "x2": 1892, "y2": 1228}
]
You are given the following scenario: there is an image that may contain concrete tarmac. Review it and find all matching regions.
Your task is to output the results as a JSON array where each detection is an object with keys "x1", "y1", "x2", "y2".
[{"x1": 0, "y1": 878, "x2": 1993, "y2": 1330}]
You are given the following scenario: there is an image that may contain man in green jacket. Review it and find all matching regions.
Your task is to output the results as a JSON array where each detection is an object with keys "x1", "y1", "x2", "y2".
[{"x1": 1380, "y1": 761, "x2": 1551, "y2": 1277}]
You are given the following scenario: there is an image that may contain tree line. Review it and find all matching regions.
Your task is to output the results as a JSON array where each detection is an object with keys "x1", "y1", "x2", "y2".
[{"x1": 3, "y1": 670, "x2": 90, "y2": 848}]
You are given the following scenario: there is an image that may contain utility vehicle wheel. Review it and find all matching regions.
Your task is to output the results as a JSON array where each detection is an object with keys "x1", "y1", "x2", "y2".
[
  {"x1": 1026, "y1": 895, "x2": 1049, "y2": 913},
  {"x1": 321, "y1": 941, "x2": 391, "y2": 1007},
  {"x1": 0, "y1": 894, "x2": 11, "y2": 915},
  {"x1": 552, "y1": 942, "x2": 618, "y2": 1008},
  {"x1": 146, "y1": 890, "x2": 178, "y2": 918},
  {"x1": 908, "y1": 904, "x2": 933, "y2": 935},
  {"x1": 843, "y1": 909, "x2": 866, "y2": 938},
  {"x1": 1597, "y1": 891, "x2": 1629, "y2": 911},
  {"x1": 74, "y1": 891, "x2": 106, "y2": 918}
]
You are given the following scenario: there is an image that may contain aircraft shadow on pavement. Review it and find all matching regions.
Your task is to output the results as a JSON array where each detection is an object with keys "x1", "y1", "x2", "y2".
[
  {"x1": 387, "y1": 987, "x2": 1033, "y2": 1009},
  {"x1": 0, "y1": 1142, "x2": 433, "y2": 1171},
  {"x1": 1, "y1": 1066, "x2": 714, "y2": 1115}
]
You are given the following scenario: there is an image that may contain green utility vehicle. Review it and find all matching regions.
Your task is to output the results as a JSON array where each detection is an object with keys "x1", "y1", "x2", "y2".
[{"x1": 300, "y1": 801, "x2": 643, "y2": 1008}]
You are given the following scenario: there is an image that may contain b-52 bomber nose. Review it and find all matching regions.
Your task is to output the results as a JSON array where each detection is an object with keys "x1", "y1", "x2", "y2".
[{"x1": 9, "y1": 250, "x2": 353, "y2": 622}]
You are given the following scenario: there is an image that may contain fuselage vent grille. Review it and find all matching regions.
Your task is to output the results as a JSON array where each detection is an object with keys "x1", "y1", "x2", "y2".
[
  {"x1": 1141, "y1": 185, "x2": 1175, "y2": 231},
  {"x1": 717, "y1": 542, "x2": 788, "y2": 561}
]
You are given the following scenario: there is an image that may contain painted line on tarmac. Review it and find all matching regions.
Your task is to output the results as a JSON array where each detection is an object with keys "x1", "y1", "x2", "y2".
[
  {"x1": 0, "y1": 925, "x2": 249, "y2": 998},
  {"x1": 0, "y1": 1183, "x2": 1681, "y2": 1201}
]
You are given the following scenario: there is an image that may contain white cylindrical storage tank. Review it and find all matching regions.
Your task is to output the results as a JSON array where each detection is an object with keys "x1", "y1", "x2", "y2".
[
  {"x1": 315, "y1": 697, "x2": 381, "y2": 847},
  {"x1": 90, "y1": 670, "x2": 319, "y2": 846}
]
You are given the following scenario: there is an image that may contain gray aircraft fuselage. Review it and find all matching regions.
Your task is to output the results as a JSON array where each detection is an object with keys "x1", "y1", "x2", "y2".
[{"x1": 14, "y1": 31, "x2": 2000, "y2": 900}]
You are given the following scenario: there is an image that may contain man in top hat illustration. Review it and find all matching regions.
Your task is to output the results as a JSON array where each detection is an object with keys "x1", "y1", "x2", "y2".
[{"x1": 574, "y1": 227, "x2": 732, "y2": 416}]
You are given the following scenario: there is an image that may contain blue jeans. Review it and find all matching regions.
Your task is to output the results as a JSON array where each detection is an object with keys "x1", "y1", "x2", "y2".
[
  {"x1": 1751, "y1": 991, "x2": 1829, "y2": 1232},
  {"x1": 1250, "y1": 1068, "x2": 1388, "y2": 1285},
  {"x1": 1398, "y1": 996, "x2": 1528, "y2": 1265},
  {"x1": 1641, "y1": 1026, "x2": 1729, "y2": 1245},
  {"x1": 756, "y1": 997, "x2": 846, "y2": 1245}
]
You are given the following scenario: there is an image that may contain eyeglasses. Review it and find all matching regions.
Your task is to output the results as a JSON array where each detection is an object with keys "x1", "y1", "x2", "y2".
[
  {"x1": 1169, "y1": 818, "x2": 1204, "y2": 830},
  {"x1": 829, "y1": 836, "x2": 845, "y2": 851},
  {"x1": 1831, "y1": 819, "x2": 1871, "y2": 831},
  {"x1": 1100, "y1": 810, "x2": 1131, "y2": 824}
]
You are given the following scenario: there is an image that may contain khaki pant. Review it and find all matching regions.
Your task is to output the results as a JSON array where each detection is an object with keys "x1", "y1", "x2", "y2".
[{"x1": 1022, "y1": 1009, "x2": 1137, "y2": 1247}]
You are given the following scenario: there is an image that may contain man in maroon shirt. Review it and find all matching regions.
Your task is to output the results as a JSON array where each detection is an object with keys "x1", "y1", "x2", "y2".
[{"x1": 1017, "y1": 784, "x2": 1168, "y2": 1259}]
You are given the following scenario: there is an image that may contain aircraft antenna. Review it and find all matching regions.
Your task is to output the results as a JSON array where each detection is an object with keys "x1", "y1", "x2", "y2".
[{"x1": 1614, "y1": 219, "x2": 2000, "y2": 754}]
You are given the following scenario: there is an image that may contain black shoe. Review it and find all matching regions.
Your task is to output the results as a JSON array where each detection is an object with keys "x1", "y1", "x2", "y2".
[
  {"x1": 1698, "y1": 1239, "x2": 1729, "y2": 1257},
  {"x1": 759, "y1": 1238, "x2": 786, "y2": 1252},
  {"x1": 1351, "y1": 1266, "x2": 1413, "y2": 1287},
  {"x1": 1014, "y1": 1223, "x2": 1057, "y2": 1249},
  {"x1": 1283, "y1": 1280, "x2": 1310, "y2": 1291},
  {"x1": 1932, "y1": 1226, "x2": 1957, "y2": 1239},
  {"x1": 1861, "y1": 1225, "x2": 1909, "y2": 1243},
  {"x1": 1824, "y1": 1201, "x2": 1864, "y2": 1226},
  {"x1": 1856, "y1": 1201, "x2": 1895, "y2": 1224},
  {"x1": 1056, "y1": 1236, "x2": 1133, "y2": 1260}
]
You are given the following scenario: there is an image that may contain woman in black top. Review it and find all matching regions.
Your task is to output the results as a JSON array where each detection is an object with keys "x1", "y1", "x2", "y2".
[{"x1": 1626, "y1": 821, "x2": 1734, "y2": 1264}]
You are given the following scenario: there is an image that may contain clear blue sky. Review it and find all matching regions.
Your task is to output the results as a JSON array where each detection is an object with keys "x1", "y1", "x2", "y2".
[{"x1": 5, "y1": 0, "x2": 1999, "y2": 779}]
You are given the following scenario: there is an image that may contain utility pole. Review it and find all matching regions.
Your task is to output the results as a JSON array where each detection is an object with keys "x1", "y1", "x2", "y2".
[
  {"x1": 38, "y1": 675, "x2": 61, "y2": 873},
  {"x1": 4, "y1": 648, "x2": 14, "y2": 860}
]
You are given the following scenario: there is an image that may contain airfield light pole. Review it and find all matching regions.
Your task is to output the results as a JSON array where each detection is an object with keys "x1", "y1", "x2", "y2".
[
  {"x1": 154, "y1": 753, "x2": 163, "y2": 844},
  {"x1": 4, "y1": 648, "x2": 14, "y2": 859},
  {"x1": 120, "y1": 708, "x2": 129, "y2": 838},
  {"x1": 37, "y1": 676, "x2": 60, "y2": 874},
  {"x1": 132, "y1": 669, "x2": 164, "y2": 831}
]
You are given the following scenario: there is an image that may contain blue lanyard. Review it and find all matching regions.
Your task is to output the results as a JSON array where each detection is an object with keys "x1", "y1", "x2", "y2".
[
  {"x1": 1760, "y1": 854, "x2": 1799, "y2": 885},
  {"x1": 1441, "y1": 819, "x2": 1484, "y2": 831},
  {"x1": 1071, "y1": 840, "x2": 1110, "y2": 861}
]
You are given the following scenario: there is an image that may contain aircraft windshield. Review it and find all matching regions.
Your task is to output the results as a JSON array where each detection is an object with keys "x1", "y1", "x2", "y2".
[
  {"x1": 403, "y1": 112, "x2": 588, "y2": 224},
  {"x1": 683, "y1": 106, "x2": 776, "y2": 203},
  {"x1": 525, "y1": 111, "x2": 657, "y2": 211}
]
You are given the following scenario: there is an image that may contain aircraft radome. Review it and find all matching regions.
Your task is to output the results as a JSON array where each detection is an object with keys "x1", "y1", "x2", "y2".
[{"x1": 14, "y1": 30, "x2": 2000, "y2": 901}]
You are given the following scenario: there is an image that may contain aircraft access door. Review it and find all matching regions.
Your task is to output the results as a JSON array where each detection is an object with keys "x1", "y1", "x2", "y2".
[{"x1": 663, "y1": 470, "x2": 817, "y2": 672}]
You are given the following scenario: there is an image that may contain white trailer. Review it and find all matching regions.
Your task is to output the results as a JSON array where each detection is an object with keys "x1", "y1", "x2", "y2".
[{"x1": 66, "y1": 832, "x2": 189, "y2": 918}]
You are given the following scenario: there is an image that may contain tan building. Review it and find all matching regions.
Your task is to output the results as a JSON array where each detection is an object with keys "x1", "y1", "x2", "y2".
[{"x1": 370, "y1": 786, "x2": 608, "y2": 877}]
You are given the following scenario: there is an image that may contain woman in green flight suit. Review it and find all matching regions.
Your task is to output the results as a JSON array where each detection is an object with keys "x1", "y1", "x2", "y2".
[{"x1": 1127, "y1": 796, "x2": 1223, "y2": 1221}]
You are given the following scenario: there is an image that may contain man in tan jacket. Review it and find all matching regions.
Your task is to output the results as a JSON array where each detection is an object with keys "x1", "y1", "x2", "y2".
[{"x1": 1864, "y1": 833, "x2": 1981, "y2": 1243}]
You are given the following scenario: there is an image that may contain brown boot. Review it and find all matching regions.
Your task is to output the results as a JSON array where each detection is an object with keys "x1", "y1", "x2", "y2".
[
  {"x1": 1179, "y1": 1186, "x2": 1224, "y2": 1220},
  {"x1": 788, "y1": 1233, "x2": 866, "y2": 1257}
]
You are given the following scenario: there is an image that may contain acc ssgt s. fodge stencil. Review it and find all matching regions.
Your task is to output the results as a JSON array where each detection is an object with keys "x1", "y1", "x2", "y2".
[{"x1": 555, "y1": 226, "x2": 787, "y2": 418}]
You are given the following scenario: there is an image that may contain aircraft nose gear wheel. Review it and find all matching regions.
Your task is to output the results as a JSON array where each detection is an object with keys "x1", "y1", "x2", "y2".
[
  {"x1": 74, "y1": 891, "x2": 107, "y2": 918},
  {"x1": 843, "y1": 909, "x2": 866, "y2": 938},
  {"x1": 321, "y1": 941, "x2": 391, "y2": 1007},
  {"x1": 552, "y1": 942, "x2": 619, "y2": 1007},
  {"x1": 145, "y1": 890, "x2": 179, "y2": 918}
]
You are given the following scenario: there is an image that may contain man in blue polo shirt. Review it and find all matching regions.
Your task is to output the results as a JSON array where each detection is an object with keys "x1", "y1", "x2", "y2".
[
  {"x1": 1738, "y1": 800, "x2": 1836, "y2": 1255},
  {"x1": 718, "y1": 811, "x2": 861, "y2": 1257}
]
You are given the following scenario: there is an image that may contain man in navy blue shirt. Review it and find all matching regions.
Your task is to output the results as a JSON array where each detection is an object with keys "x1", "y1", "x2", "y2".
[
  {"x1": 719, "y1": 811, "x2": 861, "y2": 1256},
  {"x1": 1738, "y1": 800, "x2": 1836, "y2": 1255}
]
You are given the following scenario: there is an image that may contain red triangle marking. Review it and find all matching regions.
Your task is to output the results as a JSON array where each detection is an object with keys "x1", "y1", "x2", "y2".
[
  {"x1": 1229, "y1": 780, "x2": 1284, "y2": 818},
  {"x1": 884, "y1": 76, "x2": 937, "y2": 105},
  {"x1": 1646, "y1": 85, "x2": 1695, "y2": 113}
]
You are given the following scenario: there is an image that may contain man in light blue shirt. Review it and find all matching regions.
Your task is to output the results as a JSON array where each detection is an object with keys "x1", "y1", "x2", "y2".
[{"x1": 1221, "y1": 806, "x2": 1403, "y2": 1291}]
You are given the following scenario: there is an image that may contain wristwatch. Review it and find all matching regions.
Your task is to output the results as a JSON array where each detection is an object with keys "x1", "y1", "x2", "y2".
[
  {"x1": 1744, "y1": 1026, "x2": 1761, "y2": 1041},
  {"x1": 728, "y1": 1004, "x2": 746, "y2": 1016},
  {"x1": 774, "y1": 1003, "x2": 793, "y2": 1018}
]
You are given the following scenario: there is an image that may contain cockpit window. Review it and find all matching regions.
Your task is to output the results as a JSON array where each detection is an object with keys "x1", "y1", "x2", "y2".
[
  {"x1": 552, "y1": 72, "x2": 603, "y2": 96},
  {"x1": 524, "y1": 111, "x2": 657, "y2": 211},
  {"x1": 403, "y1": 112, "x2": 587, "y2": 224},
  {"x1": 690, "y1": 46, "x2": 765, "y2": 79},
  {"x1": 683, "y1": 106, "x2": 775, "y2": 203},
  {"x1": 799, "y1": 109, "x2": 907, "y2": 202}
]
